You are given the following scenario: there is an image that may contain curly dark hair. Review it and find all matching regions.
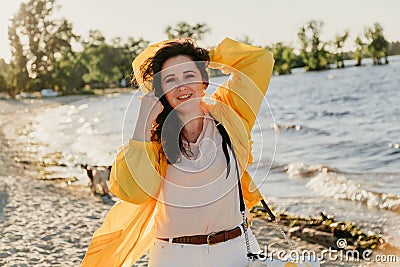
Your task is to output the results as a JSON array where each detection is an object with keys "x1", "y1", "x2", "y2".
[
  {"x1": 134, "y1": 39, "x2": 235, "y2": 179},
  {"x1": 138, "y1": 39, "x2": 210, "y2": 163}
]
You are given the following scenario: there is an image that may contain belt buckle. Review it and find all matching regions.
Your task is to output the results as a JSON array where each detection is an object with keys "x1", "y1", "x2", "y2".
[{"x1": 206, "y1": 232, "x2": 217, "y2": 245}]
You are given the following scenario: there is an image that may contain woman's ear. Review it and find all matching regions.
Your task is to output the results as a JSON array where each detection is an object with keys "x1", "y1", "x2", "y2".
[{"x1": 202, "y1": 82, "x2": 208, "y2": 89}]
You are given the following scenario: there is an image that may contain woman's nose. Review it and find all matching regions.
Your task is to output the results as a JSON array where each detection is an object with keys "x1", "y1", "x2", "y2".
[{"x1": 176, "y1": 83, "x2": 188, "y2": 91}]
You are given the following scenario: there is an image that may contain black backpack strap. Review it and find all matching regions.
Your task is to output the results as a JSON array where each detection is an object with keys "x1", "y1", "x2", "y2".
[{"x1": 210, "y1": 114, "x2": 274, "y2": 218}]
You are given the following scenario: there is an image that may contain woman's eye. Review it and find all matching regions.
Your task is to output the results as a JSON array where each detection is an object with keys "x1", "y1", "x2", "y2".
[
  {"x1": 185, "y1": 74, "x2": 195, "y2": 79},
  {"x1": 165, "y1": 78, "x2": 175, "y2": 83}
]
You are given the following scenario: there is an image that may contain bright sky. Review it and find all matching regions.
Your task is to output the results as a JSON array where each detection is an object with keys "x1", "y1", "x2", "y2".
[{"x1": 1, "y1": 0, "x2": 400, "y2": 63}]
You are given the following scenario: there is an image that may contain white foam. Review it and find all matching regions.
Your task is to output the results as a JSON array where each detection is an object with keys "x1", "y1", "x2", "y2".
[
  {"x1": 286, "y1": 162, "x2": 329, "y2": 178},
  {"x1": 306, "y1": 169, "x2": 400, "y2": 211}
]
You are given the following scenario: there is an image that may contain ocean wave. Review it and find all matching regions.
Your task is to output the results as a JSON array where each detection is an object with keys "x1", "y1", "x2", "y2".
[
  {"x1": 285, "y1": 162, "x2": 335, "y2": 178},
  {"x1": 272, "y1": 123, "x2": 330, "y2": 136},
  {"x1": 330, "y1": 96, "x2": 361, "y2": 103},
  {"x1": 321, "y1": 111, "x2": 351, "y2": 117},
  {"x1": 306, "y1": 169, "x2": 400, "y2": 212}
]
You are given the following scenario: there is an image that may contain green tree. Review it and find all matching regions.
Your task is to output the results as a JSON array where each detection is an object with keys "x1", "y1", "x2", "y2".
[
  {"x1": 8, "y1": 0, "x2": 78, "y2": 92},
  {"x1": 365, "y1": 23, "x2": 389, "y2": 65},
  {"x1": 81, "y1": 30, "x2": 120, "y2": 87},
  {"x1": 84, "y1": 30, "x2": 106, "y2": 47},
  {"x1": 53, "y1": 50, "x2": 88, "y2": 93},
  {"x1": 298, "y1": 20, "x2": 330, "y2": 71},
  {"x1": 388, "y1": 41, "x2": 400, "y2": 55},
  {"x1": 112, "y1": 37, "x2": 149, "y2": 84},
  {"x1": 0, "y1": 59, "x2": 10, "y2": 74},
  {"x1": 333, "y1": 31, "x2": 349, "y2": 68},
  {"x1": 165, "y1": 22, "x2": 210, "y2": 40},
  {"x1": 7, "y1": 17, "x2": 30, "y2": 97},
  {"x1": 0, "y1": 60, "x2": 12, "y2": 96},
  {"x1": 354, "y1": 35, "x2": 366, "y2": 66},
  {"x1": 81, "y1": 31, "x2": 148, "y2": 88},
  {"x1": 0, "y1": 74, "x2": 6, "y2": 93},
  {"x1": 269, "y1": 43, "x2": 297, "y2": 75},
  {"x1": 238, "y1": 36, "x2": 254, "y2": 45}
]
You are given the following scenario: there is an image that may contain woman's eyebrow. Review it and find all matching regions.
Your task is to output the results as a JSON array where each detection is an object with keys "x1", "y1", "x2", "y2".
[
  {"x1": 163, "y1": 70, "x2": 196, "y2": 81},
  {"x1": 163, "y1": 74, "x2": 175, "y2": 80}
]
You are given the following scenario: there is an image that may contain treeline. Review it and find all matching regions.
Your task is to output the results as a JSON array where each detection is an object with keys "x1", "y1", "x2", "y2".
[
  {"x1": 0, "y1": 0, "x2": 397, "y2": 98},
  {"x1": 267, "y1": 20, "x2": 393, "y2": 74},
  {"x1": 0, "y1": 0, "x2": 152, "y2": 97},
  {"x1": 0, "y1": 0, "x2": 211, "y2": 98}
]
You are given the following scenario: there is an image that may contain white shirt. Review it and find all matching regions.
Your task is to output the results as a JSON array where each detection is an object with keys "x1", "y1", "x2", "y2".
[{"x1": 153, "y1": 113, "x2": 243, "y2": 238}]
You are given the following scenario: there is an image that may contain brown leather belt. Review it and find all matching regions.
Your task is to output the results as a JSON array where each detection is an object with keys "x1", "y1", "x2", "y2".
[{"x1": 157, "y1": 223, "x2": 244, "y2": 245}]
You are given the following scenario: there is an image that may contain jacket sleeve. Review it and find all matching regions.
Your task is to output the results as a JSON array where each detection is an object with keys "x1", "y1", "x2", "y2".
[
  {"x1": 209, "y1": 38, "x2": 274, "y2": 136},
  {"x1": 108, "y1": 139, "x2": 163, "y2": 205}
]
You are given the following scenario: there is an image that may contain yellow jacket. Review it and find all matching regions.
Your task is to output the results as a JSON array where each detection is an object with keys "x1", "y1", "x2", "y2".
[{"x1": 81, "y1": 38, "x2": 274, "y2": 267}]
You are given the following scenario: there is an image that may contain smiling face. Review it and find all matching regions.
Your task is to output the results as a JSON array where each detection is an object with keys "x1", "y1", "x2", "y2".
[{"x1": 160, "y1": 55, "x2": 206, "y2": 112}]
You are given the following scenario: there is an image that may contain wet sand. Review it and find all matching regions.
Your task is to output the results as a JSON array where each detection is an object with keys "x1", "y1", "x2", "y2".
[{"x1": 0, "y1": 97, "x2": 398, "y2": 266}]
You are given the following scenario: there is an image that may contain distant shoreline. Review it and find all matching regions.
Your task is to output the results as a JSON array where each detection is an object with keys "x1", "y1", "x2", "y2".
[{"x1": 2, "y1": 54, "x2": 399, "y2": 101}]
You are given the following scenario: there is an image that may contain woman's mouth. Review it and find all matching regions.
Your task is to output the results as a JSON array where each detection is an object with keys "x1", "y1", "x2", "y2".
[{"x1": 177, "y1": 94, "x2": 192, "y2": 100}]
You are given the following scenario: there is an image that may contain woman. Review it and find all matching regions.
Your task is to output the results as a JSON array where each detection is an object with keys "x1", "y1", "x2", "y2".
[{"x1": 81, "y1": 37, "x2": 274, "y2": 267}]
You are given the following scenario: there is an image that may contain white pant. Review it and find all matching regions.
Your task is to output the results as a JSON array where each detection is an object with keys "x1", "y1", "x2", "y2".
[{"x1": 148, "y1": 226, "x2": 261, "y2": 267}]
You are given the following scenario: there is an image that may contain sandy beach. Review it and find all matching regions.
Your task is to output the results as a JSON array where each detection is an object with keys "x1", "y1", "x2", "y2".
[
  {"x1": 0, "y1": 96, "x2": 398, "y2": 266},
  {"x1": 0, "y1": 97, "x2": 112, "y2": 266}
]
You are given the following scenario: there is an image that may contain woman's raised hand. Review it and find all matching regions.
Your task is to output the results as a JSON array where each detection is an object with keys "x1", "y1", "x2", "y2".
[
  {"x1": 140, "y1": 91, "x2": 164, "y2": 122},
  {"x1": 132, "y1": 91, "x2": 164, "y2": 142}
]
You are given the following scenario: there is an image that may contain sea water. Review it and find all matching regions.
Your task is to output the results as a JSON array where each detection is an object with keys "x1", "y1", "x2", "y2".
[{"x1": 30, "y1": 56, "x2": 400, "y2": 248}]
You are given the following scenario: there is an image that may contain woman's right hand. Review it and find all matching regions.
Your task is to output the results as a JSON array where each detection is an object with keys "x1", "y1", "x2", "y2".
[
  {"x1": 132, "y1": 91, "x2": 164, "y2": 142},
  {"x1": 140, "y1": 91, "x2": 164, "y2": 122}
]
